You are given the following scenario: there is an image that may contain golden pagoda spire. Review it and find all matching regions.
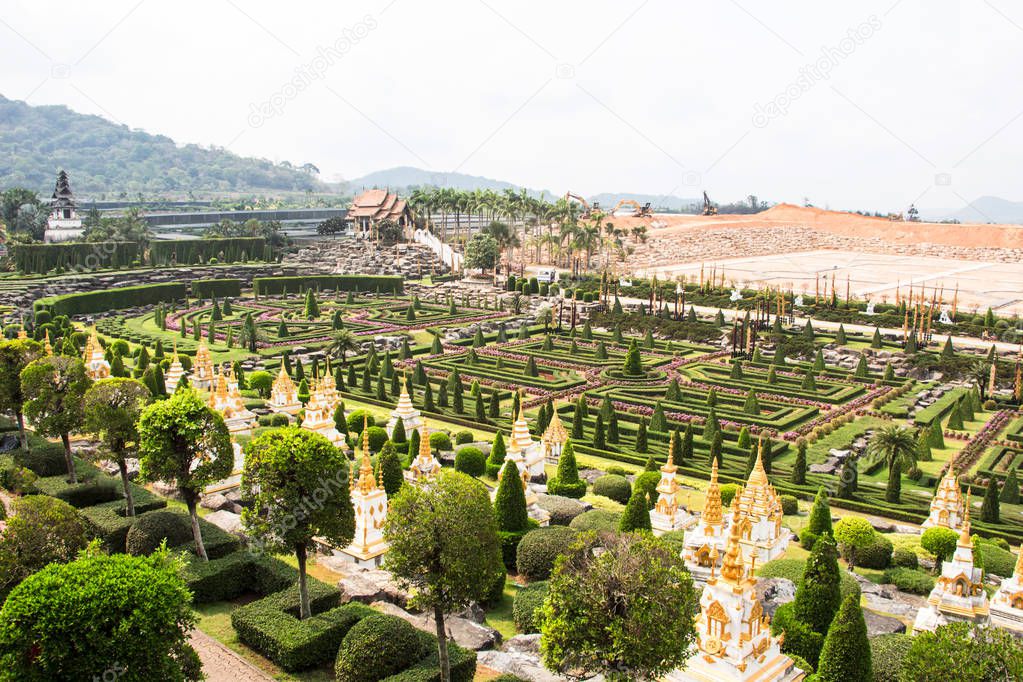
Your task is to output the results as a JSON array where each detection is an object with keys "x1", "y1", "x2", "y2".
[
  {"x1": 747, "y1": 437, "x2": 769, "y2": 487},
  {"x1": 662, "y1": 430, "x2": 678, "y2": 473},
  {"x1": 702, "y1": 459, "x2": 724, "y2": 525},
  {"x1": 418, "y1": 420, "x2": 432, "y2": 459},
  {"x1": 958, "y1": 490, "x2": 973, "y2": 548},
  {"x1": 720, "y1": 496, "x2": 746, "y2": 585},
  {"x1": 1014, "y1": 544, "x2": 1023, "y2": 580},
  {"x1": 43, "y1": 330, "x2": 53, "y2": 356},
  {"x1": 355, "y1": 415, "x2": 377, "y2": 494}
]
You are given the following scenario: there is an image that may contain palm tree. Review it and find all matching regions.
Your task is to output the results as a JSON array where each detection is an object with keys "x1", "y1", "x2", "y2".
[
  {"x1": 867, "y1": 425, "x2": 918, "y2": 503},
  {"x1": 327, "y1": 329, "x2": 360, "y2": 365}
]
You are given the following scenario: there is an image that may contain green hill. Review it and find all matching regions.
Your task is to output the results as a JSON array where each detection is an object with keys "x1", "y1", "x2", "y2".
[{"x1": 0, "y1": 95, "x2": 324, "y2": 196}]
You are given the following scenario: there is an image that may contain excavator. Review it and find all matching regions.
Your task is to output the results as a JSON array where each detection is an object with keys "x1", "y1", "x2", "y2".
[
  {"x1": 564, "y1": 192, "x2": 601, "y2": 220},
  {"x1": 702, "y1": 191, "x2": 718, "y2": 216},
  {"x1": 610, "y1": 199, "x2": 653, "y2": 218}
]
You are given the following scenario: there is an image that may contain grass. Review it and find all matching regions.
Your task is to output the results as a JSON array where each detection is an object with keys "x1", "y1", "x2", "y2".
[{"x1": 483, "y1": 577, "x2": 518, "y2": 641}]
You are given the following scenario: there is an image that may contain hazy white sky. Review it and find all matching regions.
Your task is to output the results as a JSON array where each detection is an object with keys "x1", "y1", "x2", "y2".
[{"x1": 3, "y1": 0, "x2": 1022, "y2": 212}]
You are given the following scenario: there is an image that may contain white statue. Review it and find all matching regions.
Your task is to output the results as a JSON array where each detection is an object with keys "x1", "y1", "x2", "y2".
[
  {"x1": 939, "y1": 305, "x2": 953, "y2": 325},
  {"x1": 729, "y1": 288, "x2": 742, "y2": 302},
  {"x1": 794, "y1": 295, "x2": 804, "y2": 307},
  {"x1": 865, "y1": 300, "x2": 876, "y2": 315}
]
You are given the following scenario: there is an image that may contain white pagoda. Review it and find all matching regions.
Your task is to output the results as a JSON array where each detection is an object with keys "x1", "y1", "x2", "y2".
[
  {"x1": 192, "y1": 340, "x2": 215, "y2": 390},
  {"x1": 386, "y1": 374, "x2": 423, "y2": 438},
  {"x1": 912, "y1": 499, "x2": 990, "y2": 633},
  {"x1": 669, "y1": 498, "x2": 804, "y2": 682},
  {"x1": 318, "y1": 364, "x2": 342, "y2": 414},
  {"x1": 268, "y1": 363, "x2": 302, "y2": 415},
  {"x1": 164, "y1": 344, "x2": 185, "y2": 394},
  {"x1": 340, "y1": 422, "x2": 389, "y2": 566},
  {"x1": 921, "y1": 467, "x2": 966, "y2": 531},
  {"x1": 207, "y1": 369, "x2": 257, "y2": 433},
  {"x1": 82, "y1": 330, "x2": 110, "y2": 381},
  {"x1": 300, "y1": 378, "x2": 344, "y2": 446},
  {"x1": 990, "y1": 545, "x2": 1023, "y2": 633},
  {"x1": 651, "y1": 432, "x2": 696, "y2": 536},
  {"x1": 541, "y1": 406, "x2": 569, "y2": 465},
  {"x1": 732, "y1": 440, "x2": 788, "y2": 568},
  {"x1": 683, "y1": 459, "x2": 730, "y2": 581},
  {"x1": 43, "y1": 170, "x2": 84, "y2": 242},
  {"x1": 407, "y1": 421, "x2": 441, "y2": 482},
  {"x1": 505, "y1": 401, "x2": 546, "y2": 481}
]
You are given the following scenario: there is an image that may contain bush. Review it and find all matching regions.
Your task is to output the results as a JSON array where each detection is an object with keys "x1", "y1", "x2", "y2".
[
  {"x1": 855, "y1": 533, "x2": 893, "y2": 570},
  {"x1": 270, "y1": 413, "x2": 290, "y2": 427},
  {"x1": 757, "y1": 559, "x2": 861, "y2": 602},
  {"x1": 385, "y1": 630, "x2": 477, "y2": 682},
  {"x1": 346, "y1": 410, "x2": 375, "y2": 433},
  {"x1": 546, "y1": 477, "x2": 587, "y2": 498},
  {"x1": 516, "y1": 527, "x2": 577, "y2": 582},
  {"x1": 719, "y1": 483, "x2": 738, "y2": 507},
  {"x1": 772, "y1": 602, "x2": 825, "y2": 668},
  {"x1": 881, "y1": 567, "x2": 934, "y2": 595},
  {"x1": 975, "y1": 538, "x2": 1017, "y2": 577},
  {"x1": 592, "y1": 474, "x2": 631, "y2": 504},
  {"x1": 454, "y1": 446, "x2": 486, "y2": 477},
  {"x1": 335, "y1": 613, "x2": 425, "y2": 682},
  {"x1": 513, "y1": 581, "x2": 549, "y2": 633},
  {"x1": 869, "y1": 633, "x2": 913, "y2": 682},
  {"x1": 429, "y1": 431, "x2": 453, "y2": 452},
  {"x1": 454, "y1": 431, "x2": 474, "y2": 446},
  {"x1": 364, "y1": 426, "x2": 389, "y2": 453},
  {"x1": 183, "y1": 553, "x2": 296, "y2": 604},
  {"x1": 780, "y1": 494, "x2": 799, "y2": 515},
  {"x1": 34, "y1": 474, "x2": 121, "y2": 508},
  {"x1": 539, "y1": 495, "x2": 585, "y2": 526},
  {"x1": 12, "y1": 441, "x2": 69, "y2": 477},
  {"x1": 568, "y1": 509, "x2": 620, "y2": 533},
  {"x1": 125, "y1": 510, "x2": 194, "y2": 556},
  {"x1": 891, "y1": 547, "x2": 918, "y2": 569}
]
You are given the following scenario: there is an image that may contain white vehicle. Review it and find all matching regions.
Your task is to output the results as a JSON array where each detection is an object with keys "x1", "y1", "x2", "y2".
[{"x1": 536, "y1": 268, "x2": 560, "y2": 284}]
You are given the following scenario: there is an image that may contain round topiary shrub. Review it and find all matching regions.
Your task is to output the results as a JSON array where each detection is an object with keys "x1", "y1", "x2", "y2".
[
  {"x1": 429, "y1": 431, "x2": 453, "y2": 452},
  {"x1": 869, "y1": 633, "x2": 913, "y2": 682},
  {"x1": 125, "y1": 510, "x2": 193, "y2": 556},
  {"x1": 454, "y1": 431, "x2": 474, "y2": 446},
  {"x1": 512, "y1": 580, "x2": 549, "y2": 633},
  {"x1": 891, "y1": 547, "x2": 918, "y2": 569},
  {"x1": 454, "y1": 446, "x2": 486, "y2": 477},
  {"x1": 605, "y1": 465, "x2": 629, "y2": 476},
  {"x1": 568, "y1": 508, "x2": 620, "y2": 533},
  {"x1": 856, "y1": 533, "x2": 894, "y2": 570},
  {"x1": 719, "y1": 483, "x2": 739, "y2": 507},
  {"x1": 592, "y1": 474, "x2": 631, "y2": 504},
  {"x1": 983, "y1": 399, "x2": 997, "y2": 410},
  {"x1": 780, "y1": 494, "x2": 799, "y2": 516},
  {"x1": 270, "y1": 413, "x2": 290, "y2": 427},
  {"x1": 335, "y1": 613, "x2": 424, "y2": 682},
  {"x1": 346, "y1": 410, "x2": 375, "y2": 433},
  {"x1": 881, "y1": 567, "x2": 934, "y2": 595},
  {"x1": 632, "y1": 471, "x2": 661, "y2": 508},
  {"x1": 365, "y1": 426, "x2": 389, "y2": 453},
  {"x1": 539, "y1": 495, "x2": 585, "y2": 526},
  {"x1": 516, "y1": 526, "x2": 577, "y2": 582}
]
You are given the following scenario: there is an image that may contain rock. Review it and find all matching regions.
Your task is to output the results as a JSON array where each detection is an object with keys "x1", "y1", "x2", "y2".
[
  {"x1": 863, "y1": 610, "x2": 907, "y2": 635},
  {"x1": 504, "y1": 634, "x2": 542, "y2": 655},
  {"x1": 338, "y1": 573, "x2": 388, "y2": 605},
  {"x1": 330, "y1": 565, "x2": 411, "y2": 608},
  {"x1": 454, "y1": 602, "x2": 487, "y2": 624},
  {"x1": 204, "y1": 510, "x2": 245, "y2": 537},
  {"x1": 200, "y1": 493, "x2": 231, "y2": 511},
  {"x1": 754, "y1": 577, "x2": 796, "y2": 617},
  {"x1": 477, "y1": 650, "x2": 565, "y2": 682},
  {"x1": 369, "y1": 601, "x2": 501, "y2": 651},
  {"x1": 151, "y1": 481, "x2": 182, "y2": 500}
]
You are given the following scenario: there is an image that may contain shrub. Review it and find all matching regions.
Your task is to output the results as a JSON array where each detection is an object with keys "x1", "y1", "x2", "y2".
[
  {"x1": 592, "y1": 474, "x2": 631, "y2": 504},
  {"x1": 454, "y1": 446, "x2": 486, "y2": 477},
  {"x1": 0, "y1": 495, "x2": 90, "y2": 598},
  {"x1": 34, "y1": 474, "x2": 120, "y2": 508},
  {"x1": 365, "y1": 426, "x2": 389, "y2": 453},
  {"x1": 454, "y1": 431, "x2": 474, "y2": 445},
  {"x1": 568, "y1": 509, "x2": 620, "y2": 533},
  {"x1": 335, "y1": 613, "x2": 425, "y2": 682},
  {"x1": 12, "y1": 441, "x2": 68, "y2": 477},
  {"x1": 539, "y1": 495, "x2": 585, "y2": 526},
  {"x1": 881, "y1": 567, "x2": 934, "y2": 595},
  {"x1": 780, "y1": 494, "x2": 799, "y2": 515},
  {"x1": 605, "y1": 465, "x2": 629, "y2": 476},
  {"x1": 547, "y1": 477, "x2": 587, "y2": 498},
  {"x1": 125, "y1": 509, "x2": 194, "y2": 556},
  {"x1": 855, "y1": 533, "x2": 893, "y2": 570},
  {"x1": 513, "y1": 581, "x2": 549, "y2": 633},
  {"x1": 771, "y1": 602, "x2": 825, "y2": 668},
  {"x1": 270, "y1": 413, "x2": 290, "y2": 427},
  {"x1": 834, "y1": 517, "x2": 880, "y2": 567},
  {"x1": 346, "y1": 410, "x2": 375, "y2": 433},
  {"x1": 719, "y1": 483, "x2": 738, "y2": 507},
  {"x1": 869, "y1": 633, "x2": 913, "y2": 682},
  {"x1": 386, "y1": 630, "x2": 477, "y2": 682},
  {"x1": 975, "y1": 538, "x2": 1016, "y2": 577},
  {"x1": 891, "y1": 547, "x2": 918, "y2": 569},
  {"x1": 429, "y1": 431, "x2": 452, "y2": 452},
  {"x1": 632, "y1": 471, "x2": 660, "y2": 509},
  {"x1": 516, "y1": 526, "x2": 577, "y2": 582},
  {"x1": 182, "y1": 553, "x2": 296, "y2": 605}
]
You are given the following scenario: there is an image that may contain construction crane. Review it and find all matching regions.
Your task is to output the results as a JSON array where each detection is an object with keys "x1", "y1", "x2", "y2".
[
  {"x1": 610, "y1": 199, "x2": 653, "y2": 218},
  {"x1": 702, "y1": 191, "x2": 718, "y2": 216}
]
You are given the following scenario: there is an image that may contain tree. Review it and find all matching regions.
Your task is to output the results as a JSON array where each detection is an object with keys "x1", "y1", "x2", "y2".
[
  {"x1": 82, "y1": 378, "x2": 151, "y2": 516},
  {"x1": 833, "y1": 517, "x2": 877, "y2": 569},
  {"x1": 592, "y1": 414, "x2": 606, "y2": 449},
  {"x1": 464, "y1": 232, "x2": 500, "y2": 272},
  {"x1": 248, "y1": 370, "x2": 273, "y2": 398},
  {"x1": 980, "y1": 479, "x2": 1000, "y2": 523},
  {"x1": 867, "y1": 425, "x2": 917, "y2": 503},
  {"x1": 816, "y1": 593, "x2": 871, "y2": 682},
  {"x1": 137, "y1": 389, "x2": 233, "y2": 561},
  {"x1": 793, "y1": 535, "x2": 842, "y2": 633},
  {"x1": 800, "y1": 486, "x2": 833, "y2": 549},
  {"x1": 379, "y1": 444, "x2": 405, "y2": 496},
  {"x1": 921, "y1": 526, "x2": 960, "y2": 567},
  {"x1": 540, "y1": 532, "x2": 699, "y2": 682},
  {"x1": 548, "y1": 441, "x2": 586, "y2": 498},
  {"x1": 0, "y1": 548, "x2": 201, "y2": 681},
  {"x1": 902, "y1": 622, "x2": 1023, "y2": 682},
  {"x1": 0, "y1": 495, "x2": 90, "y2": 598},
  {"x1": 328, "y1": 329, "x2": 359, "y2": 365},
  {"x1": 495, "y1": 460, "x2": 529, "y2": 532},
  {"x1": 623, "y1": 339, "x2": 643, "y2": 376},
  {"x1": 1001, "y1": 468, "x2": 1020, "y2": 504},
  {"x1": 619, "y1": 489, "x2": 652, "y2": 532},
  {"x1": 242, "y1": 427, "x2": 354, "y2": 619},
  {"x1": 486, "y1": 431, "x2": 507, "y2": 478},
  {"x1": 20, "y1": 355, "x2": 91, "y2": 484},
  {"x1": 635, "y1": 416, "x2": 648, "y2": 452},
  {"x1": 0, "y1": 338, "x2": 43, "y2": 449},
  {"x1": 384, "y1": 471, "x2": 503, "y2": 682},
  {"x1": 792, "y1": 440, "x2": 807, "y2": 485}
]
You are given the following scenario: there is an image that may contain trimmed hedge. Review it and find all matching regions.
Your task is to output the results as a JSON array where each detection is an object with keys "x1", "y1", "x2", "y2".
[
  {"x1": 869, "y1": 633, "x2": 912, "y2": 682},
  {"x1": 880, "y1": 567, "x2": 934, "y2": 595},
  {"x1": 11, "y1": 441, "x2": 69, "y2": 477},
  {"x1": 232, "y1": 580, "x2": 375, "y2": 672},
  {"x1": 253, "y1": 275, "x2": 403, "y2": 297},
  {"x1": 335, "y1": 614, "x2": 426, "y2": 682},
  {"x1": 516, "y1": 527, "x2": 577, "y2": 582},
  {"x1": 592, "y1": 474, "x2": 631, "y2": 504},
  {"x1": 568, "y1": 509, "x2": 620, "y2": 532},
  {"x1": 384, "y1": 630, "x2": 476, "y2": 682},
  {"x1": 192, "y1": 278, "x2": 242, "y2": 299},
  {"x1": 150, "y1": 237, "x2": 265, "y2": 266},
  {"x1": 182, "y1": 553, "x2": 297, "y2": 604},
  {"x1": 13, "y1": 241, "x2": 138, "y2": 274},
  {"x1": 125, "y1": 509, "x2": 194, "y2": 555},
  {"x1": 34, "y1": 282, "x2": 187, "y2": 317},
  {"x1": 512, "y1": 581, "x2": 548, "y2": 633}
]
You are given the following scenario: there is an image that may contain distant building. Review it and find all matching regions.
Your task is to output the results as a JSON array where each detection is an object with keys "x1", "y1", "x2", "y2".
[
  {"x1": 44, "y1": 170, "x2": 85, "y2": 243},
  {"x1": 346, "y1": 189, "x2": 412, "y2": 238}
]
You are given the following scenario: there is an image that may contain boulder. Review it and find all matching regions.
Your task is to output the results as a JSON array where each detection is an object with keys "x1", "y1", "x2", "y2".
[
  {"x1": 331, "y1": 564, "x2": 411, "y2": 608},
  {"x1": 477, "y1": 650, "x2": 566, "y2": 682},
  {"x1": 754, "y1": 577, "x2": 796, "y2": 618},
  {"x1": 369, "y1": 601, "x2": 501, "y2": 651},
  {"x1": 200, "y1": 493, "x2": 231, "y2": 511},
  {"x1": 204, "y1": 510, "x2": 245, "y2": 537},
  {"x1": 504, "y1": 634, "x2": 541, "y2": 655},
  {"x1": 863, "y1": 609, "x2": 907, "y2": 636}
]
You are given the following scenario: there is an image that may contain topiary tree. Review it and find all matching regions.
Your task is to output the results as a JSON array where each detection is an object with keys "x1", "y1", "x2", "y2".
[
  {"x1": 377, "y1": 443, "x2": 405, "y2": 496},
  {"x1": 486, "y1": 431, "x2": 507, "y2": 478},
  {"x1": 20, "y1": 355, "x2": 91, "y2": 484},
  {"x1": 516, "y1": 526, "x2": 578, "y2": 582},
  {"x1": 454, "y1": 446, "x2": 486, "y2": 477},
  {"x1": 0, "y1": 495, "x2": 90, "y2": 598},
  {"x1": 593, "y1": 474, "x2": 631, "y2": 504},
  {"x1": 0, "y1": 548, "x2": 201, "y2": 681},
  {"x1": 816, "y1": 593, "x2": 872, "y2": 682},
  {"x1": 137, "y1": 388, "x2": 233, "y2": 561},
  {"x1": 385, "y1": 471, "x2": 503, "y2": 682},
  {"x1": 82, "y1": 377, "x2": 151, "y2": 516},
  {"x1": 981, "y1": 479, "x2": 1000, "y2": 523},
  {"x1": 303, "y1": 288, "x2": 320, "y2": 319},
  {"x1": 0, "y1": 338, "x2": 43, "y2": 449},
  {"x1": 547, "y1": 440, "x2": 586, "y2": 498},
  {"x1": 539, "y1": 532, "x2": 698, "y2": 682},
  {"x1": 619, "y1": 488, "x2": 652, "y2": 532},
  {"x1": 334, "y1": 613, "x2": 423, "y2": 682},
  {"x1": 792, "y1": 535, "x2": 842, "y2": 634},
  {"x1": 800, "y1": 486, "x2": 833, "y2": 549},
  {"x1": 833, "y1": 517, "x2": 878, "y2": 569},
  {"x1": 1001, "y1": 469, "x2": 1020, "y2": 504},
  {"x1": 623, "y1": 339, "x2": 643, "y2": 376},
  {"x1": 791, "y1": 440, "x2": 807, "y2": 485}
]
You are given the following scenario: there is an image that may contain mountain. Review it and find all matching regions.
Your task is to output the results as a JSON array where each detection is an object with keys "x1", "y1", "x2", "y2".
[
  {"x1": 0, "y1": 95, "x2": 324, "y2": 196},
  {"x1": 345, "y1": 166, "x2": 540, "y2": 194},
  {"x1": 943, "y1": 196, "x2": 1023, "y2": 225}
]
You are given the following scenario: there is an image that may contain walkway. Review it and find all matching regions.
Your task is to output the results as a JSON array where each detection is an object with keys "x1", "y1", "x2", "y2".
[{"x1": 188, "y1": 629, "x2": 273, "y2": 682}]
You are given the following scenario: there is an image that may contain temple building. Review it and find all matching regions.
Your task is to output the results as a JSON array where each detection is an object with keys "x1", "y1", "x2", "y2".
[
  {"x1": 300, "y1": 378, "x2": 345, "y2": 446},
  {"x1": 913, "y1": 500, "x2": 990, "y2": 633},
  {"x1": 207, "y1": 369, "x2": 257, "y2": 433},
  {"x1": 651, "y1": 432, "x2": 696, "y2": 536},
  {"x1": 346, "y1": 189, "x2": 412, "y2": 239},
  {"x1": 43, "y1": 170, "x2": 85, "y2": 243},
  {"x1": 268, "y1": 363, "x2": 302, "y2": 415},
  {"x1": 732, "y1": 441, "x2": 788, "y2": 567},
  {"x1": 990, "y1": 546, "x2": 1023, "y2": 632},
  {"x1": 670, "y1": 498, "x2": 803, "y2": 682},
  {"x1": 192, "y1": 341, "x2": 215, "y2": 390},
  {"x1": 82, "y1": 330, "x2": 110, "y2": 381},
  {"x1": 683, "y1": 460, "x2": 729, "y2": 581},
  {"x1": 504, "y1": 402, "x2": 546, "y2": 481},
  {"x1": 541, "y1": 406, "x2": 569, "y2": 465},
  {"x1": 386, "y1": 374, "x2": 423, "y2": 438},
  {"x1": 318, "y1": 364, "x2": 342, "y2": 414},
  {"x1": 341, "y1": 421, "x2": 389, "y2": 566},
  {"x1": 407, "y1": 422, "x2": 441, "y2": 482},
  {"x1": 164, "y1": 345, "x2": 185, "y2": 394},
  {"x1": 921, "y1": 467, "x2": 966, "y2": 531}
]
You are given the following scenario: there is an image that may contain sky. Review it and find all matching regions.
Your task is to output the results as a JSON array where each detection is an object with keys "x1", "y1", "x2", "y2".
[{"x1": 3, "y1": 0, "x2": 1023, "y2": 213}]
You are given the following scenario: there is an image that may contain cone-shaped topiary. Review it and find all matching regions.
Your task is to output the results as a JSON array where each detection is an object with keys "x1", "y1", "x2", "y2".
[
  {"x1": 800, "y1": 486, "x2": 833, "y2": 549},
  {"x1": 743, "y1": 389, "x2": 760, "y2": 415},
  {"x1": 929, "y1": 417, "x2": 945, "y2": 449},
  {"x1": 793, "y1": 534, "x2": 843, "y2": 634},
  {"x1": 981, "y1": 479, "x2": 1000, "y2": 523},
  {"x1": 835, "y1": 324, "x2": 847, "y2": 344},
  {"x1": 623, "y1": 339, "x2": 643, "y2": 376},
  {"x1": 486, "y1": 431, "x2": 508, "y2": 478},
  {"x1": 495, "y1": 460, "x2": 529, "y2": 532},
  {"x1": 548, "y1": 441, "x2": 586, "y2": 498},
  {"x1": 618, "y1": 488, "x2": 652, "y2": 532},
  {"x1": 1001, "y1": 468, "x2": 1020, "y2": 504},
  {"x1": 635, "y1": 417, "x2": 648, "y2": 453},
  {"x1": 871, "y1": 327, "x2": 882, "y2": 349},
  {"x1": 815, "y1": 593, "x2": 872, "y2": 682},
  {"x1": 792, "y1": 440, "x2": 807, "y2": 485}
]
